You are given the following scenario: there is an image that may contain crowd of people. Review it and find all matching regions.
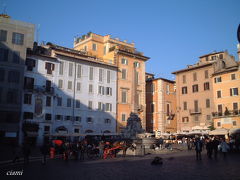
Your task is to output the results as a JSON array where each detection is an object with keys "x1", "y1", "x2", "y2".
[{"x1": 11, "y1": 135, "x2": 240, "y2": 165}]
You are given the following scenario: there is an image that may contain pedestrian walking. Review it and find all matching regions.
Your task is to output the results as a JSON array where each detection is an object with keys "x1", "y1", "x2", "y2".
[
  {"x1": 40, "y1": 143, "x2": 49, "y2": 165},
  {"x1": 212, "y1": 137, "x2": 219, "y2": 159},
  {"x1": 206, "y1": 138, "x2": 213, "y2": 159},
  {"x1": 194, "y1": 138, "x2": 203, "y2": 160},
  {"x1": 220, "y1": 139, "x2": 230, "y2": 158},
  {"x1": 12, "y1": 144, "x2": 21, "y2": 163},
  {"x1": 22, "y1": 142, "x2": 31, "y2": 164}
]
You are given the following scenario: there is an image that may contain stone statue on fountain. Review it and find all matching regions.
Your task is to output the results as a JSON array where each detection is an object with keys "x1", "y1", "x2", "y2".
[{"x1": 122, "y1": 112, "x2": 144, "y2": 139}]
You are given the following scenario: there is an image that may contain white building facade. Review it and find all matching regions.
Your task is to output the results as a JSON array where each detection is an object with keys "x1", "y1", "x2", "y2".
[{"x1": 22, "y1": 44, "x2": 117, "y2": 145}]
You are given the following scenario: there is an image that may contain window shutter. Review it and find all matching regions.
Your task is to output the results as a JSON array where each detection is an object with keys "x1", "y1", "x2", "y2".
[{"x1": 230, "y1": 88, "x2": 232, "y2": 96}]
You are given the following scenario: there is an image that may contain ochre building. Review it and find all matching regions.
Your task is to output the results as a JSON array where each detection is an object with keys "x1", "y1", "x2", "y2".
[{"x1": 73, "y1": 33, "x2": 149, "y2": 132}]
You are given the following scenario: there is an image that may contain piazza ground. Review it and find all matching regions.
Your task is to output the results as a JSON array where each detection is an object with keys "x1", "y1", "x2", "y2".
[{"x1": 1, "y1": 150, "x2": 240, "y2": 180}]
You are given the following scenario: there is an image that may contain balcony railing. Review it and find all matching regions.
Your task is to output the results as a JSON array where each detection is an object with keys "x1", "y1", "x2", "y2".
[
  {"x1": 189, "y1": 108, "x2": 202, "y2": 115},
  {"x1": 24, "y1": 85, "x2": 54, "y2": 94},
  {"x1": 212, "y1": 110, "x2": 240, "y2": 118}
]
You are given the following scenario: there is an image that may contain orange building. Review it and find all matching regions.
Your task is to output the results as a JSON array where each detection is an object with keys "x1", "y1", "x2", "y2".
[
  {"x1": 172, "y1": 51, "x2": 236, "y2": 133},
  {"x1": 73, "y1": 33, "x2": 149, "y2": 132},
  {"x1": 146, "y1": 73, "x2": 177, "y2": 136},
  {"x1": 212, "y1": 53, "x2": 240, "y2": 131}
]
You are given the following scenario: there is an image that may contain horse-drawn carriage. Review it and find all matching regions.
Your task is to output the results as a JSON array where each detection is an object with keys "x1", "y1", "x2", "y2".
[{"x1": 103, "y1": 140, "x2": 135, "y2": 159}]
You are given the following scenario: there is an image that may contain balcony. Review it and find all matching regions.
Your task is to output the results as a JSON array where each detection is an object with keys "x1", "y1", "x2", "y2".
[
  {"x1": 24, "y1": 85, "x2": 54, "y2": 95},
  {"x1": 189, "y1": 108, "x2": 202, "y2": 115},
  {"x1": 212, "y1": 110, "x2": 240, "y2": 118}
]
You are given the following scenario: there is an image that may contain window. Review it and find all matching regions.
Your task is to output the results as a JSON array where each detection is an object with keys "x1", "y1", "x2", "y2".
[
  {"x1": 69, "y1": 63, "x2": 73, "y2": 77},
  {"x1": 24, "y1": 77, "x2": 34, "y2": 89},
  {"x1": 106, "y1": 87, "x2": 112, "y2": 96},
  {"x1": 212, "y1": 56, "x2": 217, "y2": 60},
  {"x1": 122, "y1": 69, "x2": 127, "y2": 79},
  {"x1": 182, "y1": 117, "x2": 189, "y2": 123},
  {"x1": 0, "y1": 30, "x2": 7, "y2": 41},
  {"x1": 233, "y1": 121, "x2": 237, "y2": 126},
  {"x1": 98, "y1": 86, "x2": 105, "y2": 95},
  {"x1": 44, "y1": 126, "x2": 50, "y2": 132},
  {"x1": 206, "y1": 115, "x2": 211, "y2": 121},
  {"x1": 57, "y1": 97, "x2": 62, "y2": 106},
  {"x1": 12, "y1": 32, "x2": 24, "y2": 45},
  {"x1": 204, "y1": 82, "x2": 210, "y2": 91},
  {"x1": 8, "y1": 71, "x2": 20, "y2": 83},
  {"x1": 84, "y1": 46, "x2": 87, "y2": 51},
  {"x1": 121, "y1": 90, "x2": 127, "y2": 103},
  {"x1": 55, "y1": 115, "x2": 63, "y2": 121},
  {"x1": 75, "y1": 117, "x2": 81, "y2": 122},
  {"x1": 151, "y1": 84, "x2": 155, "y2": 92},
  {"x1": 12, "y1": 51, "x2": 20, "y2": 64},
  {"x1": 183, "y1": 102, "x2": 187, "y2": 110},
  {"x1": 134, "y1": 62, "x2": 140, "y2": 68},
  {"x1": 182, "y1": 75, "x2": 186, "y2": 84},
  {"x1": 88, "y1": 101, "x2": 93, "y2": 110},
  {"x1": 233, "y1": 103, "x2": 238, "y2": 114},
  {"x1": 23, "y1": 112, "x2": 33, "y2": 120},
  {"x1": 121, "y1": 58, "x2": 128, "y2": 65},
  {"x1": 98, "y1": 102, "x2": 103, "y2": 111},
  {"x1": 104, "y1": 46, "x2": 107, "y2": 55},
  {"x1": 46, "y1": 96, "x2": 51, "y2": 107},
  {"x1": 217, "y1": 90, "x2": 222, "y2": 98},
  {"x1": 7, "y1": 89, "x2": 18, "y2": 104},
  {"x1": 105, "y1": 119, "x2": 111, "y2": 124},
  {"x1": 218, "y1": 104, "x2": 223, "y2": 115},
  {"x1": 107, "y1": 70, "x2": 111, "y2": 83},
  {"x1": 74, "y1": 129, "x2": 80, "y2": 133},
  {"x1": 182, "y1": 86, "x2": 188, "y2": 94},
  {"x1": 166, "y1": 103, "x2": 170, "y2": 116},
  {"x1": 214, "y1": 77, "x2": 222, "y2": 83},
  {"x1": 194, "y1": 115, "x2": 199, "y2": 122},
  {"x1": 0, "y1": 69, "x2": 5, "y2": 82},
  {"x1": 24, "y1": 94, "x2": 32, "y2": 104},
  {"x1": 135, "y1": 71, "x2": 139, "y2": 85},
  {"x1": 89, "y1": 67, "x2": 94, "y2": 80},
  {"x1": 206, "y1": 99, "x2": 210, "y2": 108},
  {"x1": 192, "y1": 84, "x2": 198, "y2": 93},
  {"x1": 89, "y1": 84, "x2": 93, "y2": 93},
  {"x1": 99, "y1": 69, "x2": 103, "y2": 82},
  {"x1": 76, "y1": 82, "x2": 81, "y2": 91},
  {"x1": 87, "y1": 117, "x2": 93, "y2": 123},
  {"x1": 25, "y1": 58, "x2": 36, "y2": 71},
  {"x1": 205, "y1": 70, "x2": 209, "y2": 79},
  {"x1": 194, "y1": 100, "x2": 199, "y2": 112},
  {"x1": 217, "y1": 122, "x2": 221, "y2": 127},
  {"x1": 122, "y1": 114, "x2": 126, "y2": 122},
  {"x1": 67, "y1": 98, "x2": 72, "y2": 107},
  {"x1": 151, "y1": 103, "x2": 154, "y2": 113},
  {"x1": 68, "y1": 81, "x2": 72, "y2": 90},
  {"x1": 76, "y1": 100, "x2": 80, "y2": 108},
  {"x1": 166, "y1": 85, "x2": 170, "y2": 94},
  {"x1": 45, "y1": 113, "x2": 52, "y2": 121},
  {"x1": 231, "y1": 74, "x2": 236, "y2": 80},
  {"x1": 193, "y1": 73, "x2": 197, "y2": 81},
  {"x1": 46, "y1": 80, "x2": 51, "y2": 92},
  {"x1": 105, "y1": 103, "x2": 112, "y2": 112},
  {"x1": 59, "y1": 61, "x2": 64, "y2": 75},
  {"x1": 92, "y1": 43, "x2": 97, "y2": 51},
  {"x1": 65, "y1": 116, "x2": 71, "y2": 121},
  {"x1": 230, "y1": 88, "x2": 238, "y2": 96},
  {"x1": 219, "y1": 54, "x2": 223, "y2": 59},
  {"x1": 77, "y1": 64, "x2": 82, "y2": 78},
  {"x1": 0, "y1": 48, "x2": 8, "y2": 61},
  {"x1": 58, "y1": 79, "x2": 63, "y2": 89},
  {"x1": 45, "y1": 62, "x2": 55, "y2": 74}
]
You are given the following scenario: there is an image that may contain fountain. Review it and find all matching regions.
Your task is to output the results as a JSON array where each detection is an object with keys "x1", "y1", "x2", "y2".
[{"x1": 122, "y1": 112, "x2": 157, "y2": 156}]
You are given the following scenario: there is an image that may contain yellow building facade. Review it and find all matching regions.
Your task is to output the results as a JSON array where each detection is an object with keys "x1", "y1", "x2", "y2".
[
  {"x1": 212, "y1": 61, "x2": 240, "y2": 131},
  {"x1": 73, "y1": 33, "x2": 149, "y2": 132}
]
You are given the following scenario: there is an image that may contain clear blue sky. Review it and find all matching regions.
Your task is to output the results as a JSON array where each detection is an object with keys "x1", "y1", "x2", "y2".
[{"x1": 3, "y1": 0, "x2": 240, "y2": 79}]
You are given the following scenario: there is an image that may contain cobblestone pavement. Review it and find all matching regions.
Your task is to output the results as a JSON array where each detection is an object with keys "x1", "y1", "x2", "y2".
[{"x1": 1, "y1": 150, "x2": 240, "y2": 180}]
